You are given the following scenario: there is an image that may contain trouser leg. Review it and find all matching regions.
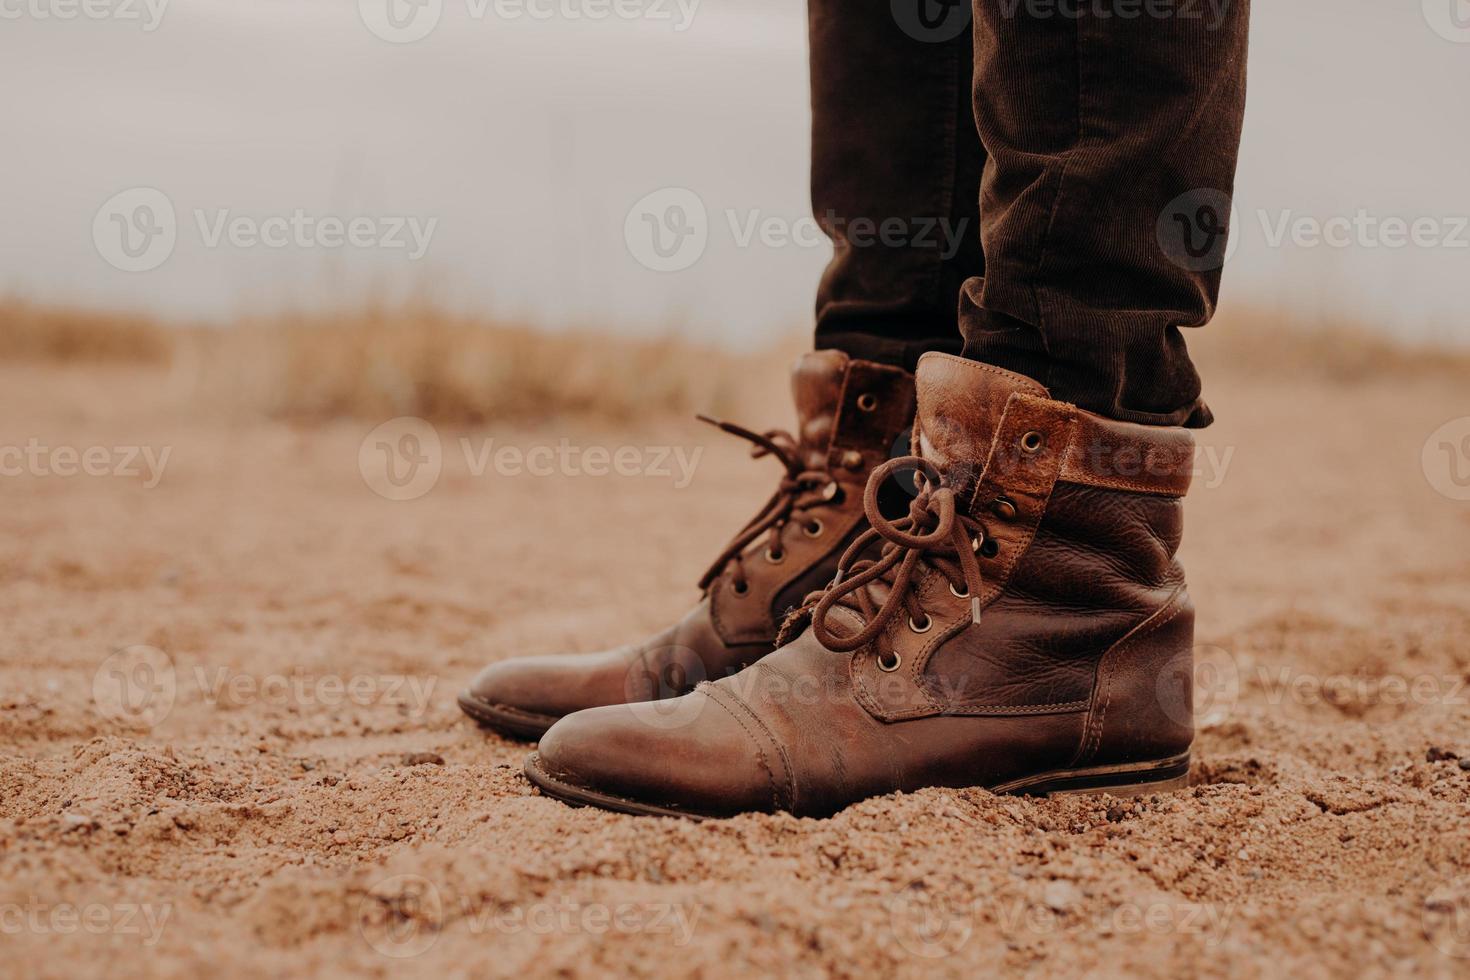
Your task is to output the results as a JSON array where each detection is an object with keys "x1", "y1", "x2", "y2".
[
  {"x1": 960, "y1": 0, "x2": 1250, "y2": 426},
  {"x1": 810, "y1": 0, "x2": 985, "y2": 372}
]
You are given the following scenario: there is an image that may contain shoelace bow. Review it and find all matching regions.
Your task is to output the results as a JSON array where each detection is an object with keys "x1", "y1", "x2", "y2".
[
  {"x1": 695, "y1": 414, "x2": 839, "y2": 594},
  {"x1": 804, "y1": 456, "x2": 986, "y2": 654}
]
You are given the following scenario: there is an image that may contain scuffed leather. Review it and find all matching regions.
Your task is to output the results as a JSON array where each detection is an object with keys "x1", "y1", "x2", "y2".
[
  {"x1": 532, "y1": 353, "x2": 1198, "y2": 816},
  {"x1": 469, "y1": 598, "x2": 768, "y2": 717},
  {"x1": 467, "y1": 350, "x2": 915, "y2": 727},
  {"x1": 537, "y1": 637, "x2": 1088, "y2": 819},
  {"x1": 709, "y1": 353, "x2": 916, "y2": 645}
]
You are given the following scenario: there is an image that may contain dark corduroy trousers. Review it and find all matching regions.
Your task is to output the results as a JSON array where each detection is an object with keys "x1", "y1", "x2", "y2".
[{"x1": 810, "y1": 0, "x2": 1250, "y2": 427}]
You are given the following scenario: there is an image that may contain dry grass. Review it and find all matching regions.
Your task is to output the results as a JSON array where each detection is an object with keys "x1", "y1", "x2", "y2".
[
  {"x1": 0, "y1": 298, "x2": 752, "y2": 425},
  {"x1": 185, "y1": 306, "x2": 748, "y2": 425},
  {"x1": 0, "y1": 298, "x2": 173, "y2": 364},
  {"x1": 1194, "y1": 306, "x2": 1470, "y2": 382},
  {"x1": 2, "y1": 298, "x2": 1463, "y2": 425}
]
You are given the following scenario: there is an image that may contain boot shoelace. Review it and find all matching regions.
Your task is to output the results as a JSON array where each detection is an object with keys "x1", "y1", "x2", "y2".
[
  {"x1": 807, "y1": 456, "x2": 986, "y2": 658},
  {"x1": 694, "y1": 414, "x2": 840, "y2": 595}
]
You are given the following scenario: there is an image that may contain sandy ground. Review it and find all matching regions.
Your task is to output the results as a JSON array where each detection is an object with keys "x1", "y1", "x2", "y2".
[{"x1": 2, "y1": 354, "x2": 1469, "y2": 979}]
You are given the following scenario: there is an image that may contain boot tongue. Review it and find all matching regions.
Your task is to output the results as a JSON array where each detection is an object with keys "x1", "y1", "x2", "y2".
[
  {"x1": 914, "y1": 353, "x2": 1049, "y2": 489},
  {"x1": 790, "y1": 349, "x2": 851, "y2": 469}
]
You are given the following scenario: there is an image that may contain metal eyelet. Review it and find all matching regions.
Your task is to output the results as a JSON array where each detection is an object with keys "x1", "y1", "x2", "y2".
[
  {"x1": 841, "y1": 450, "x2": 864, "y2": 470},
  {"x1": 909, "y1": 615, "x2": 933, "y2": 634},
  {"x1": 991, "y1": 496, "x2": 1018, "y2": 521},
  {"x1": 765, "y1": 548, "x2": 786, "y2": 565},
  {"x1": 803, "y1": 519, "x2": 824, "y2": 538},
  {"x1": 877, "y1": 650, "x2": 902, "y2": 672},
  {"x1": 821, "y1": 481, "x2": 842, "y2": 502},
  {"x1": 979, "y1": 538, "x2": 1000, "y2": 559},
  {"x1": 732, "y1": 580, "x2": 749, "y2": 596},
  {"x1": 856, "y1": 393, "x2": 878, "y2": 412},
  {"x1": 1020, "y1": 431, "x2": 1046, "y2": 454},
  {"x1": 949, "y1": 583, "x2": 969, "y2": 599}
]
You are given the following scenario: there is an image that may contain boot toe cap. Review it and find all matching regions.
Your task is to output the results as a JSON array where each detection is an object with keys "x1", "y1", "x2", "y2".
[
  {"x1": 464, "y1": 649, "x2": 633, "y2": 720},
  {"x1": 466, "y1": 658, "x2": 554, "y2": 713},
  {"x1": 460, "y1": 654, "x2": 619, "y2": 738},
  {"x1": 532, "y1": 691, "x2": 782, "y2": 818}
]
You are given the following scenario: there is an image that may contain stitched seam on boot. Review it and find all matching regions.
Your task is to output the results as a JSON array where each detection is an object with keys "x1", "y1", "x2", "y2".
[
  {"x1": 1060, "y1": 430, "x2": 1188, "y2": 495},
  {"x1": 921, "y1": 354, "x2": 1048, "y2": 396},
  {"x1": 903, "y1": 567, "x2": 949, "y2": 713},
  {"x1": 466, "y1": 700, "x2": 559, "y2": 725},
  {"x1": 945, "y1": 701, "x2": 1089, "y2": 716},
  {"x1": 764, "y1": 507, "x2": 865, "y2": 635},
  {"x1": 966, "y1": 397, "x2": 1075, "y2": 608},
  {"x1": 857, "y1": 585, "x2": 1091, "y2": 720},
  {"x1": 846, "y1": 606, "x2": 931, "y2": 720},
  {"x1": 1072, "y1": 586, "x2": 1190, "y2": 768},
  {"x1": 1069, "y1": 474, "x2": 1186, "y2": 497},
  {"x1": 704, "y1": 682, "x2": 792, "y2": 813},
  {"x1": 711, "y1": 577, "x2": 773, "y2": 645},
  {"x1": 711, "y1": 498, "x2": 864, "y2": 647},
  {"x1": 1058, "y1": 420, "x2": 1193, "y2": 497},
  {"x1": 928, "y1": 404, "x2": 1074, "y2": 711}
]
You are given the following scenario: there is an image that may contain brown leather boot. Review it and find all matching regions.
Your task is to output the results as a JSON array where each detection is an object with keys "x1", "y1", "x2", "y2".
[
  {"x1": 457, "y1": 350, "x2": 916, "y2": 739},
  {"x1": 525, "y1": 353, "x2": 1199, "y2": 817}
]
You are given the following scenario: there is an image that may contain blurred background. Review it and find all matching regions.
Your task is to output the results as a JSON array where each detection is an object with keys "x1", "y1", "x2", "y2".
[
  {"x1": 2, "y1": 0, "x2": 1466, "y2": 351},
  {"x1": 3, "y1": 9, "x2": 1470, "y2": 977}
]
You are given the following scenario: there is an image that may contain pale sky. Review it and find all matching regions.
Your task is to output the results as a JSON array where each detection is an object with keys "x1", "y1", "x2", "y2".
[{"x1": 1, "y1": 0, "x2": 1466, "y2": 346}]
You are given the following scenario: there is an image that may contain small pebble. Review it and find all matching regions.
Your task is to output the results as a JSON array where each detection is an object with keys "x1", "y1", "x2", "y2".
[
  {"x1": 402, "y1": 752, "x2": 445, "y2": 767},
  {"x1": 1043, "y1": 880, "x2": 1081, "y2": 912}
]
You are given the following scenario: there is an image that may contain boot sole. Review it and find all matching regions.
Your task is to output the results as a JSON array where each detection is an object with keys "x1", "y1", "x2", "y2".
[
  {"x1": 989, "y1": 754, "x2": 1192, "y2": 798},
  {"x1": 522, "y1": 752, "x2": 1192, "y2": 821},
  {"x1": 457, "y1": 691, "x2": 559, "y2": 741}
]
